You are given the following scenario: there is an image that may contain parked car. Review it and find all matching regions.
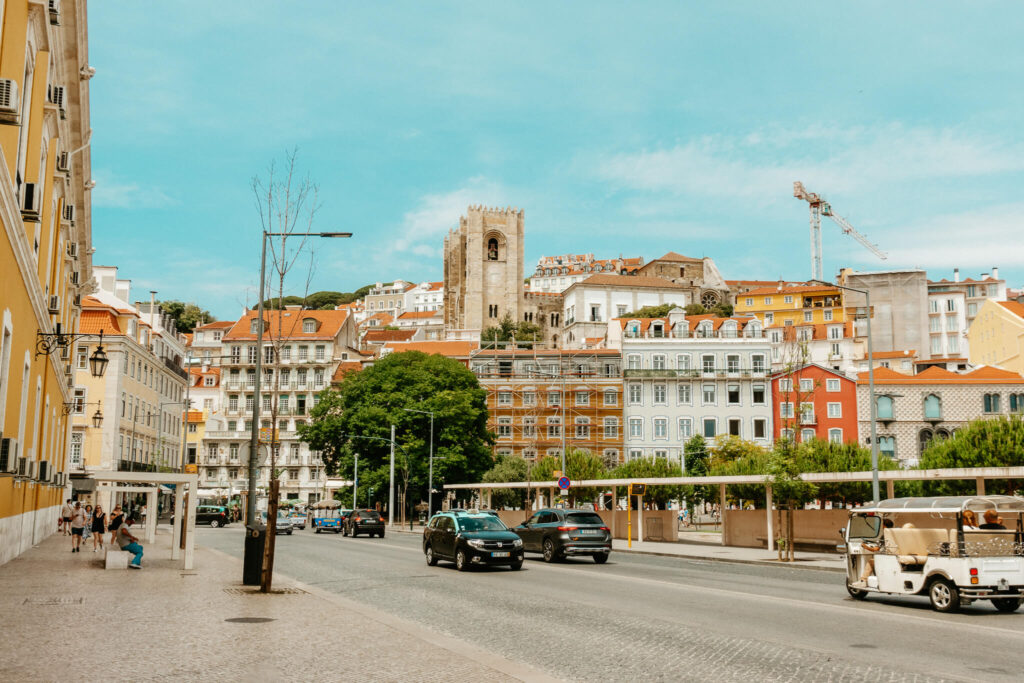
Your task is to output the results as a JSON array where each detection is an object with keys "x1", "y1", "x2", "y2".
[
  {"x1": 289, "y1": 512, "x2": 306, "y2": 530},
  {"x1": 511, "y1": 509, "x2": 611, "y2": 563},
  {"x1": 259, "y1": 512, "x2": 294, "y2": 535},
  {"x1": 170, "y1": 505, "x2": 231, "y2": 528},
  {"x1": 344, "y1": 509, "x2": 385, "y2": 538},
  {"x1": 423, "y1": 511, "x2": 524, "y2": 571}
]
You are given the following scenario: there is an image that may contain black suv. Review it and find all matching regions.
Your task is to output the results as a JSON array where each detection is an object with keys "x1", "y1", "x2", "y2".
[
  {"x1": 170, "y1": 505, "x2": 231, "y2": 528},
  {"x1": 344, "y1": 509, "x2": 385, "y2": 538},
  {"x1": 423, "y1": 511, "x2": 524, "y2": 571},
  {"x1": 511, "y1": 509, "x2": 611, "y2": 563}
]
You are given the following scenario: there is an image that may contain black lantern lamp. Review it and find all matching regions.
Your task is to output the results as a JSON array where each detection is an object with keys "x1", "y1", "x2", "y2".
[
  {"x1": 91, "y1": 403, "x2": 104, "y2": 428},
  {"x1": 37, "y1": 327, "x2": 109, "y2": 378}
]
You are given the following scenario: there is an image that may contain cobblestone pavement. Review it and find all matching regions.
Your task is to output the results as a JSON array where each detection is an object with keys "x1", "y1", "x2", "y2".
[
  {"x1": 0, "y1": 530, "x2": 552, "y2": 682},
  {"x1": 205, "y1": 527, "x2": 1024, "y2": 682}
]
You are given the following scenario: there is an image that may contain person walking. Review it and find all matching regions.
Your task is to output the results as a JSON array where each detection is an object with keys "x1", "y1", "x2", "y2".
[
  {"x1": 108, "y1": 505, "x2": 125, "y2": 547},
  {"x1": 69, "y1": 502, "x2": 86, "y2": 552},
  {"x1": 90, "y1": 505, "x2": 107, "y2": 552},
  {"x1": 59, "y1": 499, "x2": 73, "y2": 535},
  {"x1": 116, "y1": 517, "x2": 144, "y2": 569},
  {"x1": 82, "y1": 505, "x2": 93, "y2": 544}
]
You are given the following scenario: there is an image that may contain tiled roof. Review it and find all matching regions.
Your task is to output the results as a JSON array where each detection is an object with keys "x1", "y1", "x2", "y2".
[
  {"x1": 382, "y1": 341, "x2": 478, "y2": 357},
  {"x1": 726, "y1": 280, "x2": 783, "y2": 287},
  {"x1": 997, "y1": 300, "x2": 1024, "y2": 319},
  {"x1": 363, "y1": 329, "x2": 417, "y2": 344},
  {"x1": 616, "y1": 313, "x2": 758, "y2": 334},
  {"x1": 579, "y1": 274, "x2": 687, "y2": 290},
  {"x1": 653, "y1": 251, "x2": 701, "y2": 263},
  {"x1": 196, "y1": 320, "x2": 235, "y2": 330},
  {"x1": 397, "y1": 310, "x2": 441, "y2": 320},
  {"x1": 474, "y1": 349, "x2": 621, "y2": 357},
  {"x1": 864, "y1": 349, "x2": 916, "y2": 360},
  {"x1": 361, "y1": 312, "x2": 394, "y2": 326},
  {"x1": 183, "y1": 333, "x2": 194, "y2": 346},
  {"x1": 187, "y1": 410, "x2": 204, "y2": 423},
  {"x1": 857, "y1": 365, "x2": 1024, "y2": 385},
  {"x1": 739, "y1": 284, "x2": 838, "y2": 297},
  {"x1": 223, "y1": 309, "x2": 349, "y2": 341},
  {"x1": 331, "y1": 361, "x2": 364, "y2": 382},
  {"x1": 427, "y1": 281, "x2": 444, "y2": 291},
  {"x1": 78, "y1": 310, "x2": 123, "y2": 335}
]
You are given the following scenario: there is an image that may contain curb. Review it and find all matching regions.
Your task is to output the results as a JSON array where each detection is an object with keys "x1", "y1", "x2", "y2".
[{"x1": 613, "y1": 546, "x2": 846, "y2": 573}]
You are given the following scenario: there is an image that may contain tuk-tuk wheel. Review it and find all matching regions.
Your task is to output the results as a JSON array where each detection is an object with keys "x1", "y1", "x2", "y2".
[
  {"x1": 992, "y1": 598, "x2": 1022, "y2": 613},
  {"x1": 315, "y1": 527, "x2": 320, "y2": 533},
  {"x1": 928, "y1": 578, "x2": 961, "y2": 613},
  {"x1": 846, "y1": 583, "x2": 867, "y2": 600}
]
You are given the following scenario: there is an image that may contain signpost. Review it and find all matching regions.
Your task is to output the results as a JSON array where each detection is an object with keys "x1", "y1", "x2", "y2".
[{"x1": 557, "y1": 476, "x2": 570, "y2": 490}]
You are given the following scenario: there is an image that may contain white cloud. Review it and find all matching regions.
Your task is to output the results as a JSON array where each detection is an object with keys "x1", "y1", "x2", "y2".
[
  {"x1": 91, "y1": 173, "x2": 176, "y2": 209},
  {"x1": 393, "y1": 176, "x2": 507, "y2": 254},
  {"x1": 881, "y1": 203, "x2": 1024, "y2": 269}
]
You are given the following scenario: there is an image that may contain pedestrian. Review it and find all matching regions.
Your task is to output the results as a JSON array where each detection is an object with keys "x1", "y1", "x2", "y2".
[
  {"x1": 116, "y1": 517, "x2": 144, "y2": 569},
  {"x1": 59, "y1": 499, "x2": 73, "y2": 535},
  {"x1": 83, "y1": 504, "x2": 93, "y2": 543},
  {"x1": 91, "y1": 505, "x2": 107, "y2": 552},
  {"x1": 108, "y1": 505, "x2": 125, "y2": 547},
  {"x1": 69, "y1": 502, "x2": 86, "y2": 552}
]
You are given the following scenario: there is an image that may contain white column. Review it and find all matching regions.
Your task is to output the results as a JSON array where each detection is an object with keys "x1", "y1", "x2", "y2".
[
  {"x1": 171, "y1": 484, "x2": 184, "y2": 561},
  {"x1": 637, "y1": 502, "x2": 643, "y2": 543},
  {"x1": 145, "y1": 488, "x2": 157, "y2": 544},
  {"x1": 183, "y1": 482, "x2": 199, "y2": 570},
  {"x1": 765, "y1": 484, "x2": 774, "y2": 552}
]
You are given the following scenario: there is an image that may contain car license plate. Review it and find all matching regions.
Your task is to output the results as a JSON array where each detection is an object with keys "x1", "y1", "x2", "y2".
[
  {"x1": 491, "y1": 551, "x2": 510, "y2": 558},
  {"x1": 580, "y1": 529, "x2": 601, "y2": 535}
]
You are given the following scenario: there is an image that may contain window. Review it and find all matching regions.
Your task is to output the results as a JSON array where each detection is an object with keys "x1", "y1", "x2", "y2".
[
  {"x1": 654, "y1": 418, "x2": 667, "y2": 439},
  {"x1": 800, "y1": 402, "x2": 815, "y2": 424},
  {"x1": 497, "y1": 391, "x2": 512, "y2": 406},
  {"x1": 604, "y1": 418, "x2": 618, "y2": 439},
  {"x1": 76, "y1": 348, "x2": 87, "y2": 369},
  {"x1": 677, "y1": 384, "x2": 691, "y2": 404},
  {"x1": 547, "y1": 391, "x2": 561, "y2": 406},
  {"x1": 878, "y1": 436, "x2": 896, "y2": 459},
  {"x1": 967, "y1": 302, "x2": 978, "y2": 317},
  {"x1": 726, "y1": 354, "x2": 739, "y2": 373},
  {"x1": 652, "y1": 354, "x2": 666, "y2": 370},
  {"x1": 929, "y1": 316, "x2": 941, "y2": 333},
  {"x1": 522, "y1": 391, "x2": 536, "y2": 406},
  {"x1": 983, "y1": 393, "x2": 1000, "y2": 413},
  {"x1": 628, "y1": 449, "x2": 643, "y2": 461},
  {"x1": 547, "y1": 417, "x2": 562, "y2": 439},
  {"x1": 764, "y1": 297, "x2": 772, "y2": 305},
  {"x1": 828, "y1": 428, "x2": 842, "y2": 443},
  {"x1": 745, "y1": 297, "x2": 753, "y2": 306},
  {"x1": 702, "y1": 384, "x2": 716, "y2": 404},
  {"x1": 72, "y1": 388, "x2": 85, "y2": 413},
  {"x1": 603, "y1": 390, "x2": 617, "y2": 406},
  {"x1": 575, "y1": 418, "x2": 591, "y2": 439},
  {"x1": 204, "y1": 376, "x2": 215, "y2": 387},
  {"x1": 315, "y1": 345, "x2": 326, "y2": 361},
  {"x1": 728, "y1": 418, "x2": 741, "y2": 436},
  {"x1": 751, "y1": 355, "x2": 765, "y2": 373},
  {"x1": 765, "y1": 312, "x2": 774, "y2": 324},
  {"x1": 247, "y1": 346, "x2": 258, "y2": 363},
  {"x1": 780, "y1": 428, "x2": 794, "y2": 441},
  {"x1": 628, "y1": 384, "x2": 642, "y2": 405},
  {"x1": 799, "y1": 378, "x2": 813, "y2": 392},
  {"x1": 497, "y1": 417, "x2": 512, "y2": 439},
  {"x1": 627, "y1": 355, "x2": 641, "y2": 370},
  {"x1": 653, "y1": 384, "x2": 667, "y2": 405},
  {"x1": 877, "y1": 395, "x2": 894, "y2": 419},
  {"x1": 575, "y1": 391, "x2": 589, "y2": 406},
  {"x1": 946, "y1": 299, "x2": 956, "y2": 312},
  {"x1": 828, "y1": 326, "x2": 842, "y2": 340},
  {"x1": 702, "y1": 418, "x2": 717, "y2": 438},
  {"x1": 1010, "y1": 394, "x2": 1024, "y2": 413},
  {"x1": 823, "y1": 309, "x2": 833, "y2": 322},
  {"x1": 946, "y1": 316, "x2": 957, "y2": 332},
  {"x1": 727, "y1": 384, "x2": 740, "y2": 405},
  {"x1": 780, "y1": 402, "x2": 794, "y2": 418},
  {"x1": 629, "y1": 418, "x2": 643, "y2": 439},
  {"x1": 947, "y1": 335, "x2": 960, "y2": 354},
  {"x1": 827, "y1": 402, "x2": 841, "y2": 418},
  {"x1": 923, "y1": 394, "x2": 941, "y2": 420},
  {"x1": 803, "y1": 311, "x2": 812, "y2": 322},
  {"x1": 753, "y1": 418, "x2": 767, "y2": 439},
  {"x1": 825, "y1": 378, "x2": 840, "y2": 393},
  {"x1": 752, "y1": 384, "x2": 765, "y2": 405},
  {"x1": 929, "y1": 299, "x2": 939, "y2": 313},
  {"x1": 800, "y1": 428, "x2": 815, "y2": 442},
  {"x1": 188, "y1": 423, "x2": 197, "y2": 433},
  {"x1": 303, "y1": 319, "x2": 316, "y2": 333},
  {"x1": 783, "y1": 295, "x2": 793, "y2": 304},
  {"x1": 676, "y1": 354, "x2": 692, "y2": 371},
  {"x1": 522, "y1": 417, "x2": 536, "y2": 438},
  {"x1": 678, "y1": 418, "x2": 692, "y2": 438},
  {"x1": 778, "y1": 378, "x2": 793, "y2": 392},
  {"x1": 702, "y1": 355, "x2": 715, "y2": 373}
]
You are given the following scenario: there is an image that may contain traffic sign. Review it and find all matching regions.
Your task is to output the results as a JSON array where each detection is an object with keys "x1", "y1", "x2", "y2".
[
  {"x1": 630, "y1": 483, "x2": 646, "y2": 495},
  {"x1": 557, "y1": 476, "x2": 571, "y2": 490}
]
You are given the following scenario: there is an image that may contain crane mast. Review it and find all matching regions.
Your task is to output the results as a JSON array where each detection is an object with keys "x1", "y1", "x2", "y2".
[{"x1": 793, "y1": 181, "x2": 887, "y2": 281}]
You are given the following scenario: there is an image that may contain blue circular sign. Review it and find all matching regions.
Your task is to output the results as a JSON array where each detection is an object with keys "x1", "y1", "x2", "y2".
[{"x1": 557, "y1": 476, "x2": 571, "y2": 489}]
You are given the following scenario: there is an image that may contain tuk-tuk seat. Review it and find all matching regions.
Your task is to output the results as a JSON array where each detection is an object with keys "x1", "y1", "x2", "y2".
[
  {"x1": 962, "y1": 530, "x2": 1018, "y2": 557},
  {"x1": 884, "y1": 528, "x2": 950, "y2": 565}
]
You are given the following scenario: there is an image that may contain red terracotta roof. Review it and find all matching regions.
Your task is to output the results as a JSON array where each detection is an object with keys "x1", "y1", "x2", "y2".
[
  {"x1": 187, "y1": 410, "x2": 204, "y2": 423},
  {"x1": 196, "y1": 320, "x2": 234, "y2": 330},
  {"x1": 857, "y1": 365, "x2": 1024, "y2": 385},
  {"x1": 331, "y1": 361, "x2": 364, "y2": 382},
  {"x1": 223, "y1": 309, "x2": 349, "y2": 341},
  {"x1": 382, "y1": 341, "x2": 478, "y2": 357},
  {"x1": 740, "y1": 284, "x2": 838, "y2": 297},
  {"x1": 997, "y1": 301, "x2": 1024, "y2": 319},
  {"x1": 652, "y1": 251, "x2": 701, "y2": 263},
  {"x1": 579, "y1": 274, "x2": 687, "y2": 290},
  {"x1": 474, "y1": 349, "x2": 621, "y2": 357},
  {"x1": 397, "y1": 310, "x2": 441, "y2": 320},
  {"x1": 363, "y1": 329, "x2": 417, "y2": 344},
  {"x1": 78, "y1": 310, "x2": 123, "y2": 335},
  {"x1": 361, "y1": 312, "x2": 394, "y2": 326},
  {"x1": 427, "y1": 281, "x2": 444, "y2": 291}
]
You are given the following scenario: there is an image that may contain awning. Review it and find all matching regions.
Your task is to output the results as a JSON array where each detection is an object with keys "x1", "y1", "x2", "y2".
[
  {"x1": 159, "y1": 485, "x2": 175, "y2": 494},
  {"x1": 70, "y1": 476, "x2": 96, "y2": 492}
]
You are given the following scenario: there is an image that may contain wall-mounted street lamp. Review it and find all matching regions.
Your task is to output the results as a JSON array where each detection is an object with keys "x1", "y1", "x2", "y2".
[
  {"x1": 62, "y1": 400, "x2": 103, "y2": 428},
  {"x1": 37, "y1": 326, "x2": 110, "y2": 377}
]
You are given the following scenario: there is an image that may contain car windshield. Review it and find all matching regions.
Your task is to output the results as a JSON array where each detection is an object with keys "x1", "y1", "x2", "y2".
[
  {"x1": 566, "y1": 512, "x2": 604, "y2": 525},
  {"x1": 357, "y1": 511, "x2": 379, "y2": 519},
  {"x1": 848, "y1": 515, "x2": 881, "y2": 539},
  {"x1": 458, "y1": 516, "x2": 508, "y2": 532}
]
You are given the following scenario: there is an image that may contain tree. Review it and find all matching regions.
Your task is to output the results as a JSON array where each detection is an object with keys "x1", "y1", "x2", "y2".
[
  {"x1": 611, "y1": 458, "x2": 685, "y2": 508},
  {"x1": 795, "y1": 438, "x2": 901, "y2": 503},
  {"x1": 768, "y1": 441, "x2": 817, "y2": 562},
  {"x1": 299, "y1": 351, "x2": 495, "y2": 514},
  {"x1": 261, "y1": 287, "x2": 375, "y2": 310},
  {"x1": 683, "y1": 435, "x2": 710, "y2": 513},
  {"x1": 916, "y1": 415, "x2": 1024, "y2": 496},
  {"x1": 158, "y1": 300, "x2": 216, "y2": 334},
  {"x1": 481, "y1": 313, "x2": 543, "y2": 348},
  {"x1": 621, "y1": 303, "x2": 686, "y2": 318},
  {"x1": 482, "y1": 455, "x2": 529, "y2": 509}
]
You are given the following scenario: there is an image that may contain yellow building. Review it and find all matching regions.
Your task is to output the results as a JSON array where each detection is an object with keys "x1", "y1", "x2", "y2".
[
  {"x1": 185, "y1": 408, "x2": 205, "y2": 474},
  {"x1": 0, "y1": 1, "x2": 93, "y2": 564},
  {"x1": 734, "y1": 284, "x2": 847, "y2": 327},
  {"x1": 968, "y1": 300, "x2": 1024, "y2": 374}
]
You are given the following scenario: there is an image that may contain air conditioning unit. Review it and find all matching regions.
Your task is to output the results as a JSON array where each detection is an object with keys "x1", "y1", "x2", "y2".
[
  {"x1": 0, "y1": 78, "x2": 18, "y2": 116},
  {"x1": 48, "y1": 295, "x2": 60, "y2": 313},
  {"x1": 70, "y1": 270, "x2": 80, "y2": 285},
  {"x1": 57, "y1": 151, "x2": 69, "y2": 173},
  {"x1": 37, "y1": 461, "x2": 49, "y2": 482},
  {"x1": 66, "y1": 242, "x2": 78, "y2": 259},
  {"x1": 22, "y1": 182, "x2": 40, "y2": 219},
  {"x1": 49, "y1": 0, "x2": 61, "y2": 25},
  {"x1": 73, "y1": 293, "x2": 81, "y2": 307},
  {"x1": 16, "y1": 457, "x2": 31, "y2": 478},
  {"x1": 62, "y1": 204, "x2": 75, "y2": 223},
  {"x1": 0, "y1": 437, "x2": 15, "y2": 472},
  {"x1": 51, "y1": 85, "x2": 66, "y2": 119}
]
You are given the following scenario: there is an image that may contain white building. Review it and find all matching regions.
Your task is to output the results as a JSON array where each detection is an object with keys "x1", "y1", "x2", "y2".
[
  {"x1": 188, "y1": 320, "x2": 235, "y2": 367},
  {"x1": 765, "y1": 322, "x2": 864, "y2": 376},
  {"x1": 394, "y1": 310, "x2": 445, "y2": 340},
  {"x1": 404, "y1": 281, "x2": 444, "y2": 312},
  {"x1": 528, "y1": 254, "x2": 645, "y2": 294},
  {"x1": 606, "y1": 309, "x2": 773, "y2": 464},
  {"x1": 562, "y1": 274, "x2": 690, "y2": 348},
  {"x1": 363, "y1": 280, "x2": 414, "y2": 318}
]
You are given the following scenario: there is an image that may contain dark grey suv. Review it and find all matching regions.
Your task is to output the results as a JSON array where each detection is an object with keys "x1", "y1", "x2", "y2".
[{"x1": 511, "y1": 509, "x2": 611, "y2": 563}]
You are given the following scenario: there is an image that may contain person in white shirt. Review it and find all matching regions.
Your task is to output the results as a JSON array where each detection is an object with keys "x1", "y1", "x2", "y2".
[
  {"x1": 59, "y1": 500, "x2": 73, "y2": 536},
  {"x1": 69, "y1": 502, "x2": 87, "y2": 553}
]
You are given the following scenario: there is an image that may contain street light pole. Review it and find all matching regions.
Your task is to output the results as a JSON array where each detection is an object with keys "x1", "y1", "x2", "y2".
[
  {"x1": 389, "y1": 424, "x2": 395, "y2": 527},
  {"x1": 352, "y1": 452, "x2": 358, "y2": 508},
  {"x1": 180, "y1": 350, "x2": 192, "y2": 471},
  {"x1": 402, "y1": 408, "x2": 435, "y2": 518}
]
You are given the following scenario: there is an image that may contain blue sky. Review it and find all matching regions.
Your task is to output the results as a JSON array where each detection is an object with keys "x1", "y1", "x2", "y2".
[{"x1": 88, "y1": 2, "x2": 1024, "y2": 319}]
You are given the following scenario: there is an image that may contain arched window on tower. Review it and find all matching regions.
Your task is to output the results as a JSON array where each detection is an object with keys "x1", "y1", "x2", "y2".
[{"x1": 487, "y1": 238, "x2": 499, "y2": 260}]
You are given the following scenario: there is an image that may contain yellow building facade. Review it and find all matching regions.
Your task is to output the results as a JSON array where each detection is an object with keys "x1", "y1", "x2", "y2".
[
  {"x1": 734, "y1": 284, "x2": 846, "y2": 327},
  {"x1": 968, "y1": 300, "x2": 1024, "y2": 374},
  {"x1": 0, "y1": 1, "x2": 93, "y2": 564}
]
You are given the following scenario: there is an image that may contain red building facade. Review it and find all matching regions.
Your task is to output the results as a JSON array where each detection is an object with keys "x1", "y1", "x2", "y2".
[{"x1": 770, "y1": 364, "x2": 859, "y2": 444}]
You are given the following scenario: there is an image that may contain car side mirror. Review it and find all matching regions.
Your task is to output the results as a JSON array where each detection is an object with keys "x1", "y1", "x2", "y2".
[{"x1": 837, "y1": 528, "x2": 846, "y2": 540}]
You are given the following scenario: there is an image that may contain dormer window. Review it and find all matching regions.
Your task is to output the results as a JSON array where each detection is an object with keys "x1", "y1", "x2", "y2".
[{"x1": 303, "y1": 319, "x2": 317, "y2": 333}]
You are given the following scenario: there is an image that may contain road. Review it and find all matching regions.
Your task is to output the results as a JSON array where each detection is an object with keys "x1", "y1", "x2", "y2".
[{"x1": 200, "y1": 526, "x2": 1024, "y2": 682}]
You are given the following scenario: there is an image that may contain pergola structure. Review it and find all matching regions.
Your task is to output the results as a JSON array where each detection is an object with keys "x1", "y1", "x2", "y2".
[
  {"x1": 90, "y1": 471, "x2": 200, "y2": 569},
  {"x1": 445, "y1": 467, "x2": 1024, "y2": 552}
]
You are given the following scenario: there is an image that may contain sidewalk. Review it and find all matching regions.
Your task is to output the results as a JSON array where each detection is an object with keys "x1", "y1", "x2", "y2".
[{"x1": 0, "y1": 531, "x2": 555, "y2": 683}]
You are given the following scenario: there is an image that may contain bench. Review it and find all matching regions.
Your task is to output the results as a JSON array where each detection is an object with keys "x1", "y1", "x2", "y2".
[
  {"x1": 104, "y1": 549, "x2": 130, "y2": 570},
  {"x1": 961, "y1": 530, "x2": 1019, "y2": 557},
  {"x1": 883, "y1": 528, "x2": 951, "y2": 564}
]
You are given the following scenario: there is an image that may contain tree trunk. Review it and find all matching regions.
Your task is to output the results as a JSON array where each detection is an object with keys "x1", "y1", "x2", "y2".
[
  {"x1": 261, "y1": 479, "x2": 279, "y2": 592},
  {"x1": 776, "y1": 507, "x2": 783, "y2": 561},
  {"x1": 787, "y1": 506, "x2": 795, "y2": 562}
]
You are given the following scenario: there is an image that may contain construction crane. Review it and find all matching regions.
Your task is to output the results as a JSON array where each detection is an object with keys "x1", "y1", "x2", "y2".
[{"x1": 793, "y1": 181, "x2": 887, "y2": 281}]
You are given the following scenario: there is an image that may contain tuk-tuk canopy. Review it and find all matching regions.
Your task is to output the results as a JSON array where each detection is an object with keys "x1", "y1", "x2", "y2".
[
  {"x1": 863, "y1": 495, "x2": 1024, "y2": 515},
  {"x1": 311, "y1": 499, "x2": 341, "y2": 510}
]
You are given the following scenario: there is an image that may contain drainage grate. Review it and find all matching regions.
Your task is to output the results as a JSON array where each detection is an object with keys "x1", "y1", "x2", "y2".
[
  {"x1": 23, "y1": 597, "x2": 83, "y2": 605},
  {"x1": 225, "y1": 617, "x2": 276, "y2": 624},
  {"x1": 222, "y1": 587, "x2": 306, "y2": 595}
]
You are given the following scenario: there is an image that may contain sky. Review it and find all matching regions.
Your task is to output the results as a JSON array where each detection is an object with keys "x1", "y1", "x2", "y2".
[{"x1": 87, "y1": 2, "x2": 1024, "y2": 320}]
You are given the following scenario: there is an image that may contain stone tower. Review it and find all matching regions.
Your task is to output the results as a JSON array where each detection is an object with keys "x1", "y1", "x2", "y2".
[{"x1": 443, "y1": 206, "x2": 525, "y2": 338}]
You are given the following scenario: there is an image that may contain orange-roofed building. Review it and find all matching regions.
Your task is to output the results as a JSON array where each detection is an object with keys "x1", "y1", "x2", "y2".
[
  {"x1": 968, "y1": 299, "x2": 1024, "y2": 375},
  {"x1": 404, "y1": 280, "x2": 445, "y2": 314},
  {"x1": 855, "y1": 365, "x2": 1024, "y2": 465},
  {"x1": 379, "y1": 340, "x2": 478, "y2": 366},
  {"x1": 394, "y1": 309, "x2": 444, "y2": 340},
  {"x1": 771, "y1": 364, "x2": 859, "y2": 444},
  {"x1": 528, "y1": 254, "x2": 645, "y2": 293},
  {"x1": 189, "y1": 320, "x2": 236, "y2": 367}
]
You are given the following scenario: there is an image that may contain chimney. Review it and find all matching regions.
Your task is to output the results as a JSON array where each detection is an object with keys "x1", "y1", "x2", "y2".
[
  {"x1": 953, "y1": 268, "x2": 959, "y2": 283},
  {"x1": 992, "y1": 266, "x2": 999, "y2": 280}
]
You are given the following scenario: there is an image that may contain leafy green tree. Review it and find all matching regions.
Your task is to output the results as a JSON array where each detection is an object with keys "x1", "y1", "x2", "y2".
[
  {"x1": 158, "y1": 301, "x2": 216, "y2": 334},
  {"x1": 482, "y1": 455, "x2": 529, "y2": 509},
  {"x1": 299, "y1": 351, "x2": 495, "y2": 515},
  {"x1": 684, "y1": 303, "x2": 707, "y2": 316},
  {"x1": 795, "y1": 438, "x2": 901, "y2": 503},
  {"x1": 481, "y1": 313, "x2": 543, "y2": 348},
  {"x1": 708, "y1": 436, "x2": 771, "y2": 504},
  {"x1": 262, "y1": 286, "x2": 377, "y2": 310},
  {"x1": 916, "y1": 415, "x2": 1024, "y2": 495},
  {"x1": 621, "y1": 303, "x2": 687, "y2": 318},
  {"x1": 683, "y1": 435, "x2": 711, "y2": 511},
  {"x1": 768, "y1": 441, "x2": 818, "y2": 561},
  {"x1": 611, "y1": 458, "x2": 685, "y2": 508}
]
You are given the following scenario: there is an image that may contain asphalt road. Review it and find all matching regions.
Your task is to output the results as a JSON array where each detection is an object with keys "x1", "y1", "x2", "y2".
[{"x1": 199, "y1": 526, "x2": 1024, "y2": 682}]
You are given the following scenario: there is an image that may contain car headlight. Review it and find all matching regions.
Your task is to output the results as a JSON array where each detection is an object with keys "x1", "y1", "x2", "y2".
[
  {"x1": 512, "y1": 537, "x2": 523, "y2": 547},
  {"x1": 467, "y1": 539, "x2": 486, "y2": 549}
]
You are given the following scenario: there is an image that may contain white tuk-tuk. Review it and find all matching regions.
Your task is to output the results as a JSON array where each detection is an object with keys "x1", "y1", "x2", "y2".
[{"x1": 841, "y1": 495, "x2": 1024, "y2": 613}]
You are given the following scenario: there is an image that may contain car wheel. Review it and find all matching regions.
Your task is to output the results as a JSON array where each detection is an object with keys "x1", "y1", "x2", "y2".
[
  {"x1": 510, "y1": 560, "x2": 523, "y2": 571},
  {"x1": 425, "y1": 545, "x2": 438, "y2": 566},
  {"x1": 593, "y1": 553, "x2": 609, "y2": 564},
  {"x1": 315, "y1": 527, "x2": 321, "y2": 534},
  {"x1": 210, "y1": 519, "x2": 220, "y2": 529},
  {"x1": 846, "y1": 583, "x2": 868, "y2": 600},
  {"x1": 378, "y1": 531, "x2": 385, "y2": 538},
  {"x1": 287, "y1": 530, "x2": 293, "y2": 535},
  {"x1": 456, "y1": 548, "x2": 469, "y2": 571},
  {"x1": 542, "y1": 538, "x2": 558, "y2": 563},
  {"x1": 929, "y1": 578, "x2": 960, "y2": 613},
  {"x1": 992, "y1": 598, "x2": 1022, "y2": 613}
]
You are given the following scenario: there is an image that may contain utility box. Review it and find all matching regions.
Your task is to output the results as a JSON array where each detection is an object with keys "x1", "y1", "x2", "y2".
[{"x1": 243, "y1": 524, "x2": 266, "y2": 586}]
